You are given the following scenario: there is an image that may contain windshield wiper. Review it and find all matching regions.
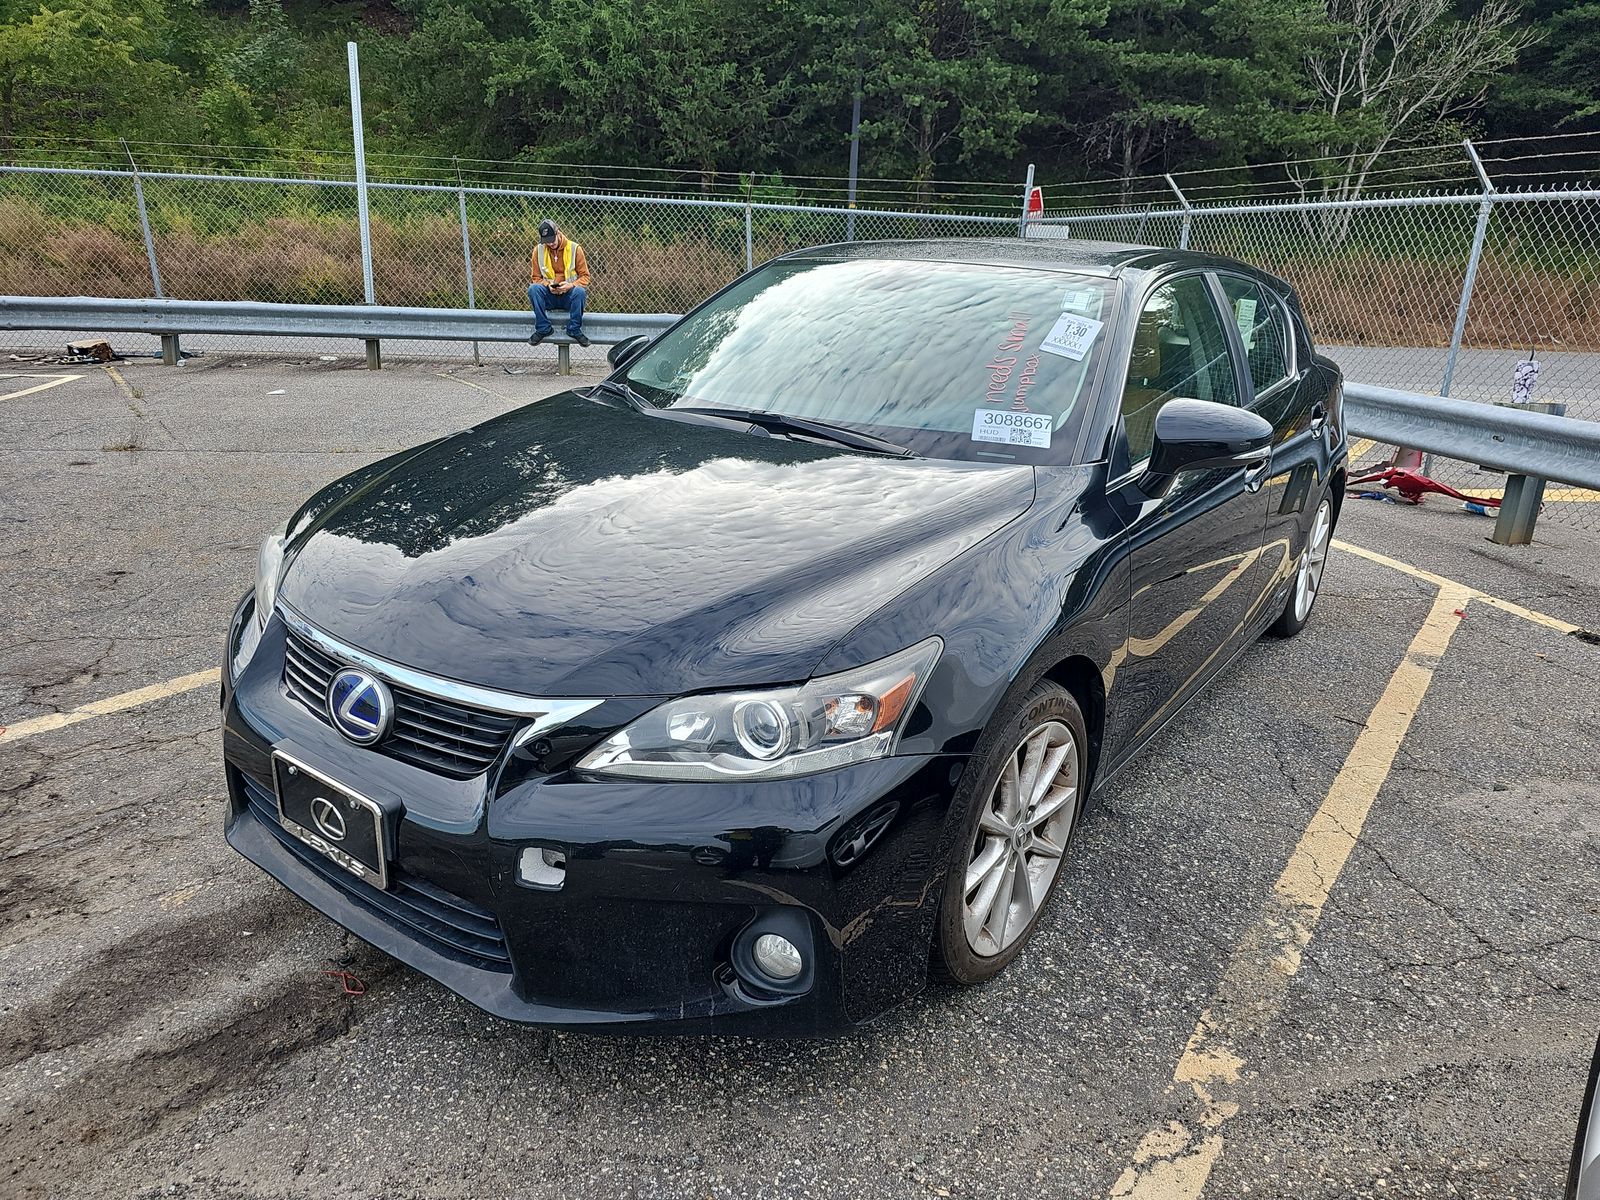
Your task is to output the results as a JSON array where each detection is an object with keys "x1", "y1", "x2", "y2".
[
  {"x1": 590, "y1": 379, "x2": 653, "y2": 411},
  {"x1": 671, "y1": 406, "x2": 913, "y2": 457}
]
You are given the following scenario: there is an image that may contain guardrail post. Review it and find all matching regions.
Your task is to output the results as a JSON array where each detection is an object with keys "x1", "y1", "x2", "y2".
[
  {"x1": 1166, "y1": 175, "x2": 1192, "y2": 250},
  {"x1": 1441, "y1": 141, "x2": 1496, "y2": 399},
  {"x1": 348, "y1": 41, "x2": 379, "y2": 368},
  {"x1": 1493, "y1": 475, "x2": 1545, "y2": 544},
  {"x1": 122, "y1": 141, "x2": 164, "y2": 301},
  {"x1": 160, "y1": 334, "x2": 180, "y2": 365},
  {"x1": 1490, "y1": 401, "x2": 1565, "y2": 546},
  {"x1": 557, "y1": 343, "x2": 571, "y2": 376}
]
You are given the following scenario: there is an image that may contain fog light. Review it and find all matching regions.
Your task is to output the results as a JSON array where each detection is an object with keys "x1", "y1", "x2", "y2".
[
  {"x1": 752, "y1": 933, "x2": 803, "y2": 981},
  {"x1": 518, "y1": 846, "x2": 566, "y2": 889}
]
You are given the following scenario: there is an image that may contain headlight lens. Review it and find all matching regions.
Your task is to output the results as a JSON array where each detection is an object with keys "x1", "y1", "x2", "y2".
[
  {"x1": 255, "y1": 524, "x2": 289, "y2": 629},
  {"x1": 577, "y1": 637, "x2": 942, "y2": 781}
]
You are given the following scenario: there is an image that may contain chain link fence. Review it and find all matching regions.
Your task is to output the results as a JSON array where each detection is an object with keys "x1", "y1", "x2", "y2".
[
  {"x1": 3, "y1": 138, "x2": 1597, "y2": 528},
  {"x1": 1036, "y1": 142, "x2": 1600, "y2": 530}
]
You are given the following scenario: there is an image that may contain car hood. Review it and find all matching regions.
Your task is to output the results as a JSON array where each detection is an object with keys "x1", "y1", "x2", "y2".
[{"x1": 277, "y1": 392, "x2": 1036, "y2": 697}]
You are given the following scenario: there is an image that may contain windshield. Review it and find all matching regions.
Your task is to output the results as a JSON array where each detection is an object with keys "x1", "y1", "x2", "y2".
[{"x1": 621, "y1": 257, "x2": 1116, "y2": 463}]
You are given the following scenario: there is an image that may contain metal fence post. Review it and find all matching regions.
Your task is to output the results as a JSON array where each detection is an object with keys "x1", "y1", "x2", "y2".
[
  {"x1": 454, "y1": 162, "x2": 480, "y2": 366},
  {"x1": 1019, "y1": 164, "x2": 1035, "y2": 237},
  {"x1": 122, "y1": 142, "x2": 180, "y2": 364},
  {"x1": 1166, "y1": 175, "x2": 1192, "y2": 250},
  {"x1": 1441, "y1": 140, "x2": 1496, "y2": 398},
  {"x1": 744, "y1": 174, "x2": 754, "y2": 272},
  {"x1": 347, "y1": 41, "x2": 379, "y2": 368}
]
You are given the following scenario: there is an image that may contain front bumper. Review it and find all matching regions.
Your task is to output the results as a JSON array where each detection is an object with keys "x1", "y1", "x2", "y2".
[{"x1": 222, "y1": 604, "x2": 966, "y2": 1034}]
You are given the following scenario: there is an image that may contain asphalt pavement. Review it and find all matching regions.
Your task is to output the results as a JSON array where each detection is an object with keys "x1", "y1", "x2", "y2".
[{"x1": 1, "y1": 355, "x2": 1596, "y2": 1199}]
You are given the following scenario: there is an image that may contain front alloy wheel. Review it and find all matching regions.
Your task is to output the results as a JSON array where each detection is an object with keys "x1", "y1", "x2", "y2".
[
  {"x1": 963, "y1": 719, "x2": 1078, "y2": 956},
  {"x1": 936, "y1": 680, "x2": 1086, "y2": 983}
]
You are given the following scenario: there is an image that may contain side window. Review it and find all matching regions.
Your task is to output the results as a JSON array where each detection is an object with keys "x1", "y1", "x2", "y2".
[
  {"x1": 1120, "y1": 276, "x2": 1240, "y2": 466},
  {"x1": 1219, "y1": 276, "x2": 1293, "y2": 397}
]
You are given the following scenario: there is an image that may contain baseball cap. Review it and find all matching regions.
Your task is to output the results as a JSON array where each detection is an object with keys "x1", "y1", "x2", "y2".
[{"x1": 538, "y1": 220, "x2": 558, "y2": 244}]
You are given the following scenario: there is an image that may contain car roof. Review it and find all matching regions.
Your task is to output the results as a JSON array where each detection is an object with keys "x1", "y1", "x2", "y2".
[{"x1": 782, "y1": 237, "x2": 1288, "y2": 288}]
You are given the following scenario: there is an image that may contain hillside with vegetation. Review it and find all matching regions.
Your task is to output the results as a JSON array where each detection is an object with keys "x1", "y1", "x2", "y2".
[{"x1": 2, "y1": 0, "x2": 1595, "y2": 195}]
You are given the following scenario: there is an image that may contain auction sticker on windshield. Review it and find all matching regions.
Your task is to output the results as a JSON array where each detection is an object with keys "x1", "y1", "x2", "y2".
[
  {"x1": 1039, "y1": 313, "x2": 1103, "y2": 361},
  {"x1": 972, "y1": 408, "x2": 1052, "y2": 449}
]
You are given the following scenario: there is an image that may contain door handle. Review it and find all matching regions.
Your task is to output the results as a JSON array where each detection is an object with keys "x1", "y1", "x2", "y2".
[
  {"x1": 1243, "y1": 453, "x2": 1270, "y2": 493},
  {"x1": 1309, "y1": 403, "x2": 1328, "y2": 434}
]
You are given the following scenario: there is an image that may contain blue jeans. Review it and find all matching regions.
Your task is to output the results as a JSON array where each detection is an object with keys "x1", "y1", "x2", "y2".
[{"x1": 529, "y1": 284, "x2": 587, "y2": 336}]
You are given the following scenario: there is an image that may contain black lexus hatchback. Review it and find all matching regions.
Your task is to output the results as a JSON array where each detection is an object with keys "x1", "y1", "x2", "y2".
[{"x1": 222, "y1": 239, "x2": 1347, "y2": 1034}]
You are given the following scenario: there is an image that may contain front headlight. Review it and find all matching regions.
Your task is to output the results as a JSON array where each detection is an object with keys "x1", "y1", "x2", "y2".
[
  {"x1": 255, "y1": 523, "x2": 289, "y2": 629},
  {"x1": 577, "y1": 637, "x2": 943, "y2": 781}
]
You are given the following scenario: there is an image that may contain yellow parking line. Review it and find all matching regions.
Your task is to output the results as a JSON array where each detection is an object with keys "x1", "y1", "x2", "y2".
[
  {"x1": 1108, "y1": 585, "x2": 1472, "y2": 1199},
  {"x1": 0, "y1": 669, "x2": 219, "y2": 746},
  {"x1": 1451, "y1": 486, "x2": 1600, "y2": 503},
  {"x1": 1333, "y1": 539, "x2": 1582, "y2": 636},
  {"x1": 0, "y1": 373, "x2": 83, "y2": 402}
]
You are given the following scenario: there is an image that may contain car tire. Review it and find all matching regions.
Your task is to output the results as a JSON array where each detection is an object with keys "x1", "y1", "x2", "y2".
[
  {"x1": 1266, "y1": 494, "x2": 1334, "y2": 639},
  {"x1": 934, "y1": 680, "x2": 1087, "y2": 986}
]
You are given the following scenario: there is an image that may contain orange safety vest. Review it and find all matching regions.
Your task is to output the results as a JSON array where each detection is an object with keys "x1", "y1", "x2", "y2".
[{"x1": 535, "y1": 239, "x2": 579, "y2": 284}]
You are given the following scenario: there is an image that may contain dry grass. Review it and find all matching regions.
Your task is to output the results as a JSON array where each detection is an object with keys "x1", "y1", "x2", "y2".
[
  {"x1": 1286, "y1": 253, "x2": 1600, "y2": 351},
  {"x1": 2, "y1": 197, "x2": 1596, "y2": 349}
]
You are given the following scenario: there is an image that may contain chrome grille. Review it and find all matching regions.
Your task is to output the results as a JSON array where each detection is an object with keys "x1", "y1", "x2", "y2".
[{"x1": 282, "y1": 627, "x2": 520, "y2": 779}]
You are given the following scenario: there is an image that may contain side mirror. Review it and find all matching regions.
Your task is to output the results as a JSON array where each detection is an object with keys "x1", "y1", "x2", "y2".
[
  {"x1": 607, "y1": 334, "x2": 652, "y2": 370},
  {"x1": 1138, "y1": 398, "x2": 1273, "y2": 498}
]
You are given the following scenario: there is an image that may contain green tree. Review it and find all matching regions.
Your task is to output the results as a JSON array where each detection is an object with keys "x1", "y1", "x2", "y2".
[
  {"x1": 1036, "y1": 0, "x2": 1328, "y2": 191},
  {"x1": 0, "y1": 0, "x2": 182, "y2": 152},
  {"x1": 1484, "y1": 0, "x2": 1600, "y2": 138},
  {"x1": 806, "y1": 0, "x2": 1044, "y2": 194}
]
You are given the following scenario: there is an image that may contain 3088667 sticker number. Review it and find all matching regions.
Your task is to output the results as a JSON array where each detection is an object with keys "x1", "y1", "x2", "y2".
[{"x1": 971, "y1": 408, "x2": 1052, "y2": 449}]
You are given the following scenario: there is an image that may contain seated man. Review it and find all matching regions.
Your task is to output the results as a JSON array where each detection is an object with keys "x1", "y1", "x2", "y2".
[{"x1": 528, "y1": 219, "x2": 592, "y2": 348}]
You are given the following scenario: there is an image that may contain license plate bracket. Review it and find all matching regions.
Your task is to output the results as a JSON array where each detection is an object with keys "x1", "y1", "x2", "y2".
[{"x1": 273, "y1": 752, "x2": 389, "y2": 889}]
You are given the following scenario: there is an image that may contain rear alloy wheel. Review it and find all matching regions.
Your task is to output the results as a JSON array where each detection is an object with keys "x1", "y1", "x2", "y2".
[
  {"x1": 1268, "y1": 495, "x2": 1332, "y2": 638},
  {"x1": 936, "y1": 681, "x2": 1085, "y2": 984}
]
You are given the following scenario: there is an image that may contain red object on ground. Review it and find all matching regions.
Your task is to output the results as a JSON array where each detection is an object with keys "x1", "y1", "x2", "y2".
[
  {"x1": 322, "y1": 968, "x2": 367, "y2": 996},
  {"x1": 1346, "y1": 466, "x2": 1502, "y2": 507}
]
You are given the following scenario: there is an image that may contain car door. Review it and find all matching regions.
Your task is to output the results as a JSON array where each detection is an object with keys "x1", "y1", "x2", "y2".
[
  {"x1": 1102, "y1": 271, "x2": 1274, "y2": 766},
  {"x1": 1215, "y1": 273, "x2": 1329, "y2": 610}
]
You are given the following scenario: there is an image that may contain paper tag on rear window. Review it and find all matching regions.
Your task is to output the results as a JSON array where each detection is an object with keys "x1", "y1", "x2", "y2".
[
  {"x1": 1039, "y1": 313, "x2": 1103, "y2": 361},
  {"x1": 972, "y1": 408, "x2": 1053, "y2": 449},
  {"x1": 1234, "y1": 297, "x2": 1258, "y2": 347}
]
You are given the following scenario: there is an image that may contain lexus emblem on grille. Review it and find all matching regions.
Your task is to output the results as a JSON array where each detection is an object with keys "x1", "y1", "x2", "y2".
[
  {"x1": 310, "y1": 796, "x2": 347, "y2": 842},
  {"x1": 327, "y1": 668, "x2": 393, "y2": 745}
]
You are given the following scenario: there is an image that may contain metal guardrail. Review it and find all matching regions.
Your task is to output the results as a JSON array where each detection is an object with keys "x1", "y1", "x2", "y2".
[
  {"x1": 0, "y1": 296, "x2": 679, "y2": 373},
  {"x1": 1344, "y1": 381, "x2": 1600, "y2": 544},
  {"x1": 4, "y1": 295, "x2": 1595, "y2": 543}
]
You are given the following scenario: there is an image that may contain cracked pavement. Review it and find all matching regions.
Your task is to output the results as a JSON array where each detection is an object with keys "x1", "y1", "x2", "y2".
[{"x1": 1, "y1": 355, "x2": 1597, "y2": 1199}]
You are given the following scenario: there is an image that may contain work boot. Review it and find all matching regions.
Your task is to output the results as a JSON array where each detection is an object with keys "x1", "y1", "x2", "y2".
[
  {"x1": 529, "y1": 331, "x2": 549, "y2": 347},
  {"x1": 572, "y1": 332, "x2": 592, "y2": 348}
]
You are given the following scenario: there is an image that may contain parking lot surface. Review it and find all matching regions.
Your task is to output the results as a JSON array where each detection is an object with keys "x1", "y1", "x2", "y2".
[{"x1": 2, "y1": 355, "x2": 1597, "y2": 1200}]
